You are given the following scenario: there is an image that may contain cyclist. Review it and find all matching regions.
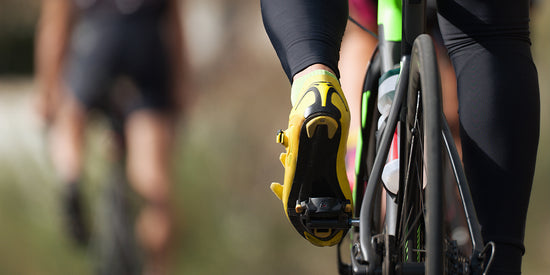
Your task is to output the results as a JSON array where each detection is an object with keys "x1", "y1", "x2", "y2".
[
  {"x1": 35, "y1": 0, "x2": 187, "y2": 274},
  {"x1": 261, "y1": 0, "x2": 539, "y2": 273}
]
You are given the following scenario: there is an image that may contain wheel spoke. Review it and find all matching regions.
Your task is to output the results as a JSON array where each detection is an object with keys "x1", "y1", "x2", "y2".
[{"x1": 397, "y1": 90, "x2": 430, "y2": 264}]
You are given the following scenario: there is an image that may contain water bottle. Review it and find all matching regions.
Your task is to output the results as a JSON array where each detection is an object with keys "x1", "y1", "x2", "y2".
[
  {"x1": 378, "y1": 68, "x2": 400, "y2": 195},
  {"x1": 381, "y1": 131, "x2": 399, "y2": 195}
]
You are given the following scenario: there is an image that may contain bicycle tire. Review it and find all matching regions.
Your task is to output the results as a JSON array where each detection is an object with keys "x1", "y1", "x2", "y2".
[
  {"x1": 395, "y1": 34, "x2": 443, "y2": 274},
  {"x1": 92, "y1": 160, "x2": 143, "y2": 275},
  {"x1": 354, "y1": 46, "x2": 381, "y2": 222}
]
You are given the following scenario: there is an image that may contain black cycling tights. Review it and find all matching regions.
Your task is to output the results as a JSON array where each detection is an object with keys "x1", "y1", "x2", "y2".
[
  {"x1": 261, "y1": 0, "x2": 348, "y2": 80},
  {"x1": 261, "y1": 0, "x2": 540, "y2": 273}
]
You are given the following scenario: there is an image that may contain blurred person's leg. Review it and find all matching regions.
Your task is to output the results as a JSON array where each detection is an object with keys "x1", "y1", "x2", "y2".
[
  {"x1": 438, "y1": 0, "x2": 540, "y2": 273},
  {"x1": 49, "y1": 91, "x2": 89, "y2": 245},
  {"x1": 125, "y1": 110, "x2": 175, "y2": 275},
  {"x1": 52, "y1": 11, "x2": 118, "y2": 246},
  {"x1": 117, "y1": 3, "x2": 182, "y2": 272}
]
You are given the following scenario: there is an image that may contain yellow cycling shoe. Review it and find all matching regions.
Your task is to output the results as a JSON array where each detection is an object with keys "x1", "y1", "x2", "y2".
[{"x1": 271, "y1": 70, "x2": 353, "y2": 247}]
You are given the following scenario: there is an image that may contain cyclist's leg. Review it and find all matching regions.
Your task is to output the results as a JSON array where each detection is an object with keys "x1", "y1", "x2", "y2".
[
  {"x1": 117, "y1": 8, "x2": 182, "y2": 272},
  {"x1": 261, "y1": 0, "x2": 353, "y2": 246},
  {"x1": 261, "y1": 0, "x2": 348, "y2": 80},
  {"x1": 51, "y1": 14, "x2": 119, "y2": 245},
  {"x1": 50, "y1": 93, "x2": 87, "y2": 187},
  {"x1": 339, "y1": 0, "x2": 378, "y2": 188},
  {"x1": 125, "y1": 110, "x2": 175, "y2": 275},
  {"x1": 437, "y1": 0, "x2": 540, "y2": 273},
  {"x1": 56, "y1": 11, "x2": 119, "y2": 187},
  {"x1": 340, "y1": 3, "x2": 377, "y2": 132},
  {"x1": 426, "y1": 2, "x2": 460, "y2": 151},
  {"x1": 49, "y1": 91, "x2": 89, "y2": 244}
]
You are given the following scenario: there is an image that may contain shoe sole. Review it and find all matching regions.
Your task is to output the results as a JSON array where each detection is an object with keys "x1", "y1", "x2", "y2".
[{"x1": 287, "y1": 113, "x2": 351, "y2": 244}]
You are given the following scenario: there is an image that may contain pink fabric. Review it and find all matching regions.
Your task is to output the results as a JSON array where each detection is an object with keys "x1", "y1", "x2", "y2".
[{"x1": 349, "y1": 0, "x2": 377, "y2": 29}]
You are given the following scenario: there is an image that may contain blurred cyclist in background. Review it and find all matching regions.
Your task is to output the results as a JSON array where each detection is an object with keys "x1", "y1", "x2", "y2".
[{"x1": 35, "y1": 0, "x2": 188, "y2": 274}]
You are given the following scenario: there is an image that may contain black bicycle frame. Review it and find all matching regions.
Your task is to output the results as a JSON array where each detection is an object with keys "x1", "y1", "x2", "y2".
[{"x1": 354, "y1": 0, "x2": 487, "y2": 273}]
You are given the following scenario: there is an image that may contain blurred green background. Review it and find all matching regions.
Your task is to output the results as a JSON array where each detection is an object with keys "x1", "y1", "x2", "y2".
[{"x1": 0, "y1": 0, "x2": 548, "y2": 274}]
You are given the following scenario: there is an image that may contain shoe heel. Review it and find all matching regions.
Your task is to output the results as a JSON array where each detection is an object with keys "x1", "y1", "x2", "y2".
[{"x1": 305, "y1": 116, "x2": 339, "y2": 139}]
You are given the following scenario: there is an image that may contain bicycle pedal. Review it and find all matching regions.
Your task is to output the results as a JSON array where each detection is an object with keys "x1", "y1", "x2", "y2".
[{"x1": 293, "y1": 197, "x2": 352, "y2": 231}]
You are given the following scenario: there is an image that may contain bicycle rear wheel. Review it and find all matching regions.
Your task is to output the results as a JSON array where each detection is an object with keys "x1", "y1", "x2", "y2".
[
  {"x1": 92, "y1": 160, "x2": 143, "y2": 275},
  {"x1": 395, "y1": 34, "x2": 443, "y2": 274}
]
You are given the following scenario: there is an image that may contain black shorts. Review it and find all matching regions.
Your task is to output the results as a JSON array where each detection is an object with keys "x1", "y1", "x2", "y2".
[{"x1": 64, "y1": 14, "x2": 173, "y2": 116}]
